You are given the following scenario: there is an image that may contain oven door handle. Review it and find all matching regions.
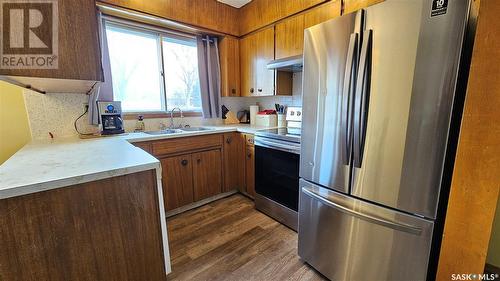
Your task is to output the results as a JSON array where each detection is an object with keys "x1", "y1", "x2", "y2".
[{"x1": 255, "y1": 138, "x2": 300, "y2": 154}]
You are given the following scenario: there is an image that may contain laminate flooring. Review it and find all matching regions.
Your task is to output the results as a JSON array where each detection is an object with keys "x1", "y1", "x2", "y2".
[{"x1": 166, "y1": 194, "x2": 326, "y2": 281}]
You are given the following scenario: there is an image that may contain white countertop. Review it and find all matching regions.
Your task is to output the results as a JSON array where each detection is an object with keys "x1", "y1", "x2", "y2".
[{"x1": 0, "y1": 124, "x2": 272, "y2": 199}]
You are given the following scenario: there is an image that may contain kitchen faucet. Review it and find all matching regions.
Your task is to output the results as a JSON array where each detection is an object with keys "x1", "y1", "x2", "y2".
[{"x1": 170, "y1": 107, "x2": 183, "y2": 129}]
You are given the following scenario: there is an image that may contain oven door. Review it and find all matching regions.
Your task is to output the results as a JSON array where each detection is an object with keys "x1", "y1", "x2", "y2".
[{"x1": 254, "y1": 137, "x2": 300, "y2": 212}]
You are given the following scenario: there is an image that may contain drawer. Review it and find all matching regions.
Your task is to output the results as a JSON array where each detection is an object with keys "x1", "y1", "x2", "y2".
[
  {"x1": 245, "y1": 134, "x2": 254, "y2": 146},
  {"x1": 133, "y1": 141, "x2": 152, "y2": 154},
  {"x1": 152, "y1": 134, "x2": 223, "y2": 156}
]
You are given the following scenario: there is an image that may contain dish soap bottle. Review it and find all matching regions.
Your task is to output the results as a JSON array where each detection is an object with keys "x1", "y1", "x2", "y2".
[{"x1": 135, "y1": 115, "x2": 145, "y2": 132}]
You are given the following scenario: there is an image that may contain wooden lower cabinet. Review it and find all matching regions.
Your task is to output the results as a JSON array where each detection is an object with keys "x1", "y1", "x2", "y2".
[
  {"x1": 245, "y1": 145, "x2": 256, "y2": 198},
  {"x1": 193, "y1": 149, "x2": 223, "y2": 201},
  {"x1": 223, "y1": 133, "x2": 245, "y2": 192},
  {"x1": 161, "y1": 154, "x2": 194, "y2": 211},
  {"x1": 0, "y1": 170, "x2": 167, "y2": 280}
]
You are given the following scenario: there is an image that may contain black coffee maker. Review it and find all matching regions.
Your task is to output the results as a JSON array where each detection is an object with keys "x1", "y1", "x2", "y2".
[{"x1": 97, "y1": 101, "x2": 125, "y2": 135}]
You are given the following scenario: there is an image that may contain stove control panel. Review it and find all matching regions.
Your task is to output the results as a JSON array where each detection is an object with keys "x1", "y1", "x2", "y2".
[{"x1": 286, "y1": 107, "x2": 302, "y2": 122}]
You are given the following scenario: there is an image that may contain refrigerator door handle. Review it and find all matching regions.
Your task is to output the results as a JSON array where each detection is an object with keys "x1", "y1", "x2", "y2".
[
  {"x1": 341, "y1": 33, "x2": 358, "y2": 165},
  {"x1": 353, "y1": 29, "x2": 373, "y2": 168},
  {"x1": 302, "y1": 186, "x2": 422, "y2": 235}
]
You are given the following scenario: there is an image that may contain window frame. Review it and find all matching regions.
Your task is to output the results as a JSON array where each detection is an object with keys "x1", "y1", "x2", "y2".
[{"x1": 103, "y1": 16, "x2": 202, "y2": 117}]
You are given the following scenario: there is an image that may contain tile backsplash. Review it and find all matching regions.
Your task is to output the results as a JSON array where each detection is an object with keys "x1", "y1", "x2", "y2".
[
  {"x1": 23, "y1": 90, "x2": 219, "y2": 140},
  {"x1": 22, "y1": 72, "x2": 302, "y2": 140},
  {"x1": 23, "y1": 90, "x2": 98, "y2": 140}
]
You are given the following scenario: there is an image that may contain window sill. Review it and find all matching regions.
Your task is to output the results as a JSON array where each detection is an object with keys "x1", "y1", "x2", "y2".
[{"x1": 123, "y1": 111, "x2": 202, "y2": 120}]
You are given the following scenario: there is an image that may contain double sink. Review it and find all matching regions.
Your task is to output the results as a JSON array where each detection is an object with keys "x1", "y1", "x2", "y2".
[{"x1": 145, "y1": 127, "x2": 213, "y2": 135}]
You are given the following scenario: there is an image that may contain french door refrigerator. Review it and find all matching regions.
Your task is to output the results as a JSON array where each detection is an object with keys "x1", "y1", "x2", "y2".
[{"x1": 298, "y1": 0, "x2": 472, "y2": 280}]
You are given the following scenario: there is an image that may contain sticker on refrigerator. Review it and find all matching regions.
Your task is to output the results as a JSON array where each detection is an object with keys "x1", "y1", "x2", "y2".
[{"x1": 431, "y1": 0, "x2": 448, "y2": 17}]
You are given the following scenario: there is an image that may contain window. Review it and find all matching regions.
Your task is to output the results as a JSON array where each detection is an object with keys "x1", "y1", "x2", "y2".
[{"x1": 105, "y1": 21, "x2": 202, "y2": 113}]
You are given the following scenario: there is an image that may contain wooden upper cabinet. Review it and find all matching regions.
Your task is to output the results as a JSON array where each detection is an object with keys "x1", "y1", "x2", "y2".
[
  {"x1": 161, "y1": 155, "x2": 194, "y2": 211},
  {"x1": 304, "y1": 0, "x2": 342, "y2": 28},
  {"x1": 343, "y1": 0, "x2": 384, "y2": 14},
  {"x1": 223, "y1": 133, "x2": 245, "y2": 192},
  {"x1": 274, "y1": 1, "x2": 341, "y2": 59},
  {"x1": 220, "y1": 36, "x2": 241, "y2": 97},
  {"x1": 275, "y1": 14, "x2": 305, "y2": 59},
  {"x1": 238, "y1": 0, "x2": 327, "y2": 36},
  {"x1": 192, "y1": 149, "x2": 222, "y2": 201},
  {"x1": 254, "y1": 26, "x2": 275, "y2": 96},
  {"x1": 0, "y1": 0, "x2": 103, "y2": 93},
  {"x1": 240, "y1": 31, "x2": 256, "y2": 96}
]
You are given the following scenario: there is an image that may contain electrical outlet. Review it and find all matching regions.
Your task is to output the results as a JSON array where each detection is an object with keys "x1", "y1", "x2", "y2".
[{"x1": 82, "y1": 102, "x2": 89, "y2": 112}]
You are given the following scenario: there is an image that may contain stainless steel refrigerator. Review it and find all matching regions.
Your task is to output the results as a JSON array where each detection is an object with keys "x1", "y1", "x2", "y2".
[{"x1": 298, "y1": 0, "x2": 473, "y2": 280}]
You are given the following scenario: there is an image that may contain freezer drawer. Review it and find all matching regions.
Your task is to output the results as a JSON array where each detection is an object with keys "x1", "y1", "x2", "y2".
[{"x1": 298, "y1": 179, "x2": 434, "y2": 281}]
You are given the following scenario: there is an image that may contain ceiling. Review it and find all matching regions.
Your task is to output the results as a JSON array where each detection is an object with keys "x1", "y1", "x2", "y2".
[{"x1": 217, "y1": 0, "x2": 252, "y2": 8}]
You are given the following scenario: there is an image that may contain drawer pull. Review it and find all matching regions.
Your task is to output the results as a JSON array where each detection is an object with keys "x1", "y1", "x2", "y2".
[{"x1": 181, "y1": 159, "x2": 188, "y2": 166}]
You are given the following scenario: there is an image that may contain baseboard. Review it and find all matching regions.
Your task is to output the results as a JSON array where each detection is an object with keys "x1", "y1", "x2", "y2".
[
  {"x1": 166, "y1": 190, "x2": 238, "y2": 217},
  {"x1": 485, "y1": 263, "x2": 500, "y2": 275}
]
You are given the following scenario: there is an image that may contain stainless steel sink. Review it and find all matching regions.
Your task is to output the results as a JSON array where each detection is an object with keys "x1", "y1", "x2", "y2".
[
  {"x1": 180, "y1": 127, "x2": 213, "y2": 132},
  {"x1": 145, "y1": 129, "x2": 183, "y2": 135}
]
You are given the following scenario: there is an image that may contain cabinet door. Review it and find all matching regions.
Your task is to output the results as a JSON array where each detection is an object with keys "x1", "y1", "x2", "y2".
[
  {"x1": 220, "y1": 36, "x2": 241, "y2": 97},
  {"x1": 304, "y1": 1, "x2": 342, "y2": 28},
  {"x1": 343, "y1": 0, "x2": 384, "y2": 14},
  {"x1": 0, "y1": 0, "x2": 103, "y2": 92},
  {"x1": 254, "y1": 26, "x2": 275, "y2": 96},
  {"x1": 275, "y1": 14, "x2": 305, "y2": 59},
  {"x1": 160, "y1": 155, "x2": 194, "y2": 211},
  {"x1": 239, "y1": 34, "x2": 256, "y2": 97},
  {"x1": 192, "y1": 149, "x2": 223, "y2": 201},
  {"x1": 245, "y1": 146, "x2": 256, "y2": 198},
  {"x1": 223, "y1": 133, "x2": 245, "y2": 192}
]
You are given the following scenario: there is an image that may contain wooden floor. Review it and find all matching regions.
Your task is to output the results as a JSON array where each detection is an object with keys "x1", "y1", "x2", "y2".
[{"x1": 166, "y1": 194, "x2": 326, "y2": 281}]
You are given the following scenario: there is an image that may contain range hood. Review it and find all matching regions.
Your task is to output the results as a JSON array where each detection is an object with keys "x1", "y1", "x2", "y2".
[{"x1": 267, "y1": 55, "x2": 303, "y2": 72}]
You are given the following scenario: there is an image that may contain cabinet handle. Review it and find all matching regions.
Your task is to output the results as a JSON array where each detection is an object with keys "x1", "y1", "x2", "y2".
[
  {"x1": 250, "y1": 88, "x2": 254, "y2": 93},
  {"x1": 197, "y1": 158, "x2": 201, "y2": 164},
  {"x1": 247, "y1": 153, "x2": 252, "y2": 159},
  {"x1": 231, "y1": 88, "x2": 236, "y2": 95},
  {"x1": 226, "y1": 136, "x2": 232, "y2": 144},
  {"x1": 257, "y1": 88, "x2": 262, "y2": 92},
  {"x1": 181, "y1": 159, "x2": 188, "y2": 166}
]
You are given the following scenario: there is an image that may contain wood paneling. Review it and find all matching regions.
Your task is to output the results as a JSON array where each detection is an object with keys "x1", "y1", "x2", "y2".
[
  {"x1": 100, "y1": 0, "x2": 239, "y2": 36},
  {"x1": 166, "y1": 194, "x2": 326, "y2": 280},
  {"x1": 304, "y1": 0, "x2": 342, "y2": 28},
  {"x1": 220, "y1": 36, "x2": 241, "y2": 97},
  {"x1": 343, "y1": 0, "x2": 384, "y2": 14},
  {"x1": 192, "y1": 149, "x2": 223, "y2": 201},
  {"x1": 0, "y1": 0, "x2": 103, "y2": 91},
  {"x1": 238, "y1": 0, "x2": 327, "y2": 36},
  {"x1": 0, "y1": 170, "x2": 166, "y2": 280},
  {"x1": 161, "y1": 155, "x2": 194, "y2": 211},
  {"x1": 436, "y1": 0, "x2": 500, "y2": 279},
  {"x1": 275, "y1": 14, "x2": 305, "y2": 59},
  {"x1": 245, "y1": 145, "x2": 256, "y2": 198},
  {"x1": 223, "y1": 133, "x2": 245, "y2": 192},
  {"x1": 152, "y1": 134, "x2": 223, "y2": 156},
  {"x1": 254, "y1": 26, "x2": 275, "y2": 96}
]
